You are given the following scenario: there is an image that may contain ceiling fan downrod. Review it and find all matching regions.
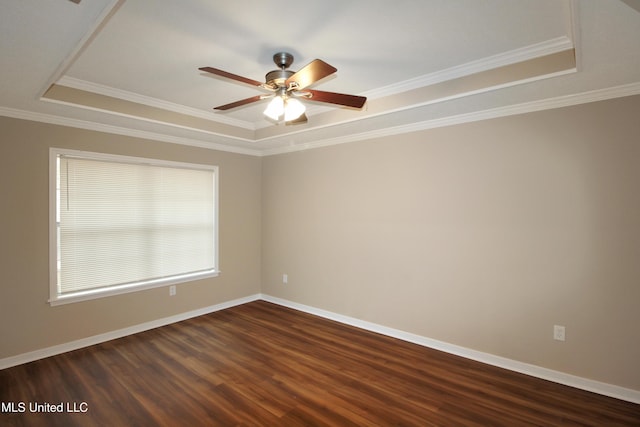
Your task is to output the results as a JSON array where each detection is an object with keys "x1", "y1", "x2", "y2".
[{"x1": 265, "y1": 52, "x2": 295, "y2": 87}]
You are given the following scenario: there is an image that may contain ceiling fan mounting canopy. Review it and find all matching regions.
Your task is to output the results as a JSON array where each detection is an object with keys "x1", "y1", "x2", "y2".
[
  {"x1": 273, "y1": 52, "x2": 294, "y2": 69},
  {"x1": 199, "y1": 51, "x2": 367, "y2": 124}
]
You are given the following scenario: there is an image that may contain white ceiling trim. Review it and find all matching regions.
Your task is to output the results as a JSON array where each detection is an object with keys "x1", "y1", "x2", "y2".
[
  {"x1": 56, "y1": 76, "x2": 255, "y2": 130},
  {"x1": 47, "y1": 55, "x2": 578, "y2": 149},
  {"x1": 0, "y1": 106, "x2": 261, "y2": 156},
  {"x1": 50, "y1": 50, "x2": 577, "y2": 148},
  {"x1": 363, "y1": 36, "x2": 574, "y2": 100},
  {"x1": 40, "y1": 93, "x2": 256, "y2": 144},
  {"x1": 258, "y1": 82, "x2": 640, "y2": 156},
  {"x1": 566, "y1": 0, "x2": 581, "y2": 70},
  {"x1": 4, "y1": 82, "x2": 639, "y2": 157},
  {"x1": 40, "y1": 0, "x2": 124, "y2": 99},
  {"x1": 255, "y1": 36, "x2": 575, "y2": 130},
  {"x1": 54, "y1": 36, "x2": 574, "y2": 135},
  {"x1": 254, "y1": 65, "x2": 578, "y2": 146}
]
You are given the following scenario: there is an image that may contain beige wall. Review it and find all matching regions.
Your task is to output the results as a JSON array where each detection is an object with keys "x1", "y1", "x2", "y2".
[
  {"x1": 1, "y1": 95, "x2": 639, "y2": 393},
  {"x1": 262, "y1": 95, "x2": 640, "y2": 391},
  {"x1": 0, "y1": 117, "x2": 262, "y2": 358}
]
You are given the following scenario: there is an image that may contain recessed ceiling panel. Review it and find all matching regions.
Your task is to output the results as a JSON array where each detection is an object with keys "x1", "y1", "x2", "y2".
[
  {"x1": 3, "y1": 1, "x2": 640, "y2": 155},
  {"x1": 63, "y1": 0, "x2": 567, "y2": 121}
]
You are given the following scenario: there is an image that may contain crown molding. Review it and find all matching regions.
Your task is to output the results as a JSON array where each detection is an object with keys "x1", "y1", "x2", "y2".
[
  {"x1": 39, "y1": 94, "x2": 257, "y2": 144},
  {"x1": 57, "y1": 35, "x2": 573, "y2": 134},
  {"x1": 38, "y1": 0, "x2": 125, "y2": 99},
  {"x1": 3, "y1": 82, "x2": 639, "y2": 158},
  {"x1": 265, "y1": 35, "x2": 576, "y2": 125},
  {"x1": 56, "y1": 76, "x2": 256, "y2": 130},
  {"x1": 567, "y1": 0, "x2": 583, "y2": 71},
  {"x1": 259, "y1": 82, "x2": 640, "y2": 156},
  {"x1": 0, "y1": 106, "x2": 262, "y2": 156},
  {"x1": 364, "y1": 36, "x2": 574, "y2": 100}
]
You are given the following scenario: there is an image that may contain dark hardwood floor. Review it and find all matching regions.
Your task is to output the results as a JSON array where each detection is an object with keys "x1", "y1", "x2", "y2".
[{"x1": 1, "y1": 300, "x2": 639, "y2": 426}]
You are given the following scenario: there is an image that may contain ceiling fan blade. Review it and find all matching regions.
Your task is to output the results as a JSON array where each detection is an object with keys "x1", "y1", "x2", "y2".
[
  {"x1": 305, "y1": 89, "x2": 367, "y2": 109},
  {"x1": 285, "y1": 59, "x2": 337, "y2": 91},
  {"x1": 199, "y1": 66, "x2": 264, "y2": 87},
  {"x1": 286, "y1": 112, "x2": 308, "y2": 125},
  {"x1": 214, "y1": 95, "x2": 265, "y2": 111}
]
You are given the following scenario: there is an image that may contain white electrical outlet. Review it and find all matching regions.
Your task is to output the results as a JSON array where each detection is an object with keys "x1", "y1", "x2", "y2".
[
  {"x1": 553, "y1": 325, "x2": 565, "y2": 341},
  {"x1": 282, "y1": 274, "x2": 288, "y2": 284},
  {"x1": 169, "y1": 285, "x2": 176, "y2": 296}
]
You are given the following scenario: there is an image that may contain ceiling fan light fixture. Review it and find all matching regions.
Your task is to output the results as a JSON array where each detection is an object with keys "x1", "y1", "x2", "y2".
[
  {"x1": 263, "y1": 96, "x2": 284, "y2": 120},
  {"x1": 284, "y1": 98, "x2": 305, "y2": 121},
  {"x1": 264, "y1": 95, "x2": 306, "y2": 122}
]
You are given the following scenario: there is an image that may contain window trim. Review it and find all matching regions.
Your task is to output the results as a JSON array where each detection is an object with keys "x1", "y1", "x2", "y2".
[{"x1": 48, "y1": 148, "x2": 219, "y2": 306}]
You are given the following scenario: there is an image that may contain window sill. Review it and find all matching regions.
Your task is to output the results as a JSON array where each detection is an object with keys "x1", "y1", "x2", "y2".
[{"x1": 49, "y1": 270, "x2": 220, "y2": 306}]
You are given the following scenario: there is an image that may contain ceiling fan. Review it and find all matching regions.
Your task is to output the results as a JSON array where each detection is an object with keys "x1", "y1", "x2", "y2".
[{"x1": 199, "y1": 52, "x2": 367, "y2": 124}]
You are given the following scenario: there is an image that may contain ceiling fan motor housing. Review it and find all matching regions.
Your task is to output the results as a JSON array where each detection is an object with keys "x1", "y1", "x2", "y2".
[
  {"x1": 265, "y1": 69, "x2": 294, "y2": 87},
  {"x1": 266, "y1": 52, "x2": 295, "y2": 87}
]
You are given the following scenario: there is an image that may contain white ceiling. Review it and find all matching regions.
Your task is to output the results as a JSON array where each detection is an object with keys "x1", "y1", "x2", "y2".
[{"x1": 1, "y1": 0, "x2": 640, "y2": 155}]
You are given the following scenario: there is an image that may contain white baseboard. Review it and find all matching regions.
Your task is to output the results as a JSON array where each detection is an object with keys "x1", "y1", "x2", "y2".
[
  {"x1": 0, "y1": 294, "x2": 261, "y2": 370},
  {"x1": 2, "y1": 292, "x2": 638, "y2": 404},
  {"x1": 260, "y1": 294, "x2": 640, "y2": 404}
]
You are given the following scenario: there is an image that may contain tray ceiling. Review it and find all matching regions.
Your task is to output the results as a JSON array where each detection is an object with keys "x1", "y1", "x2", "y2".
[{"x1": 1, "y1": 0, "x2": 640, "y2": 155}]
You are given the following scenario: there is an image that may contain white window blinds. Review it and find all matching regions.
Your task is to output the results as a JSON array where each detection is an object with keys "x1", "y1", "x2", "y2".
[{"x1": 51, "y1": 149, "x2": 218, "y2": 304}]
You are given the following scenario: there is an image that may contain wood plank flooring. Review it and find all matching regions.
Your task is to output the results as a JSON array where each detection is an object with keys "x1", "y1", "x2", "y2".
[{"x1": 1, "y1": 300, "x2": 639, "y2": 426}]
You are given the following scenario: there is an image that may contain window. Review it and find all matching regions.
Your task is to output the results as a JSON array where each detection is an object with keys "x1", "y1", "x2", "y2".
[{"x1": 49, "y1": 148, "x2": 218, "y2": 306}]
